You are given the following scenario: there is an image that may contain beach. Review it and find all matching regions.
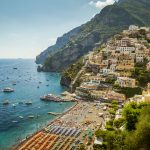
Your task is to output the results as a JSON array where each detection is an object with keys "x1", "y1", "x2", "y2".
[{"x1": 13, "y1": 100, "x2": 110, "y2": 150}]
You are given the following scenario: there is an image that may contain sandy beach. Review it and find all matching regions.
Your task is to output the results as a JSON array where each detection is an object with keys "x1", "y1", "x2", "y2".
[{"x1": 12, "y1": 100, "x2": 109, "y2": 150}]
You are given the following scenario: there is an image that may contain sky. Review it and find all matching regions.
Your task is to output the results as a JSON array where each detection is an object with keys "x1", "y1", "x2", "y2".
[{"x1": 0, "y1": 0, "x2": 116, "y2": 59}]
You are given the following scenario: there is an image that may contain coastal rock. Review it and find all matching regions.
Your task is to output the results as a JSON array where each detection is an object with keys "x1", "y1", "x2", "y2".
[
  {"x1": 60, "y1": 76, "x2": 71, "y2": 87},
  {"x1": 37, "y1": 66, "x2": 42, "y2": 72}
]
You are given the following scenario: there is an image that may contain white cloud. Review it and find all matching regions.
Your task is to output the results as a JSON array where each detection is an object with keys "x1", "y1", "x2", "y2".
[
  {"x1": 89, "y1": 1, "x2": 94, "y2": 5},
  {"x1": 89, "y1": 0, "x2": 116, "y2": 9}
]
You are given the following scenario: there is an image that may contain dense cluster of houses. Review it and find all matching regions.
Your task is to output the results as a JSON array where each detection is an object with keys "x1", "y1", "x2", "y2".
[
  {"x1": 74, "y1": 25, "x2": 150, "y2": 103},
  {"x1": 129, "y1": 83, "x2": 150, "y2": 103}
]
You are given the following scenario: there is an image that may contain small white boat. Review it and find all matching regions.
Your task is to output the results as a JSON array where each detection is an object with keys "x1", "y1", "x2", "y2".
[
  {"x1": 28, "y1": 115, "x2": 34, "y2": 119},
  {"x1": 12, "y1": 104, "x2": 17, "y2": 107},
  {"x1": 19, "y1": 116, "x2": 23, "y2": 119},
  {"x1": 25, "y1": 101, "x2": 32, "y2": 105},
  {"x1": 3, "y1": 100, "x2": 10, "y2": 105},
  {"x1": 3, "y1": 88, "x2": 14, "y2": 93},
  {"x1": 12, "y1": 120, "x2": 18, "y2": 123}
]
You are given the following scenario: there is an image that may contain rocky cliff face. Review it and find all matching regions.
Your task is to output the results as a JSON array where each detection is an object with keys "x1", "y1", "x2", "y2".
[
  {"x1": 36, "y1": 0, "x2": 150, "y2": 72},
  {"x1": 36, "y1": 27, "x2": 81, "y2": 64},
  {"x1": 60, "y1": 76, "x2": 71, "y2": 87}
]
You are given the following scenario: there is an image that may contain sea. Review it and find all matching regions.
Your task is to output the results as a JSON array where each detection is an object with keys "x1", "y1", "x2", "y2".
[{"x1": 0, "y1": 59, "x2": 74, "y2": 150}]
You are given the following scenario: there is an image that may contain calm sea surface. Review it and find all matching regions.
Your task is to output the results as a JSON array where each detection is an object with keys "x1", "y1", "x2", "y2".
[{"x1": 0, "y1": 59, "x2": 74, "y2": 150}]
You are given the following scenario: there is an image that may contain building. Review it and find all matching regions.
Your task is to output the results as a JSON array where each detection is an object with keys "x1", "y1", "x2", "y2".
[
  {"x1": 80, "y1": 80, "x2": 100, "y2": 90},
  {"x1": 116, "y1": 54, "x2": 134, "y2": 71},
  {"x1": 129, "y1": 25, "x2": 139, "y2": 31},
  {"x1": 110, "y1": 64, "x2": 116, "y2": 72},
  {"x1": 107, "y1": 91, "x2": 126, "y2": 102},
  {"x1": 116, "y1": 46, "x2": 135, "y2": 54},
  {"x1": 136, "y1": 54, "x2": 144, "y2": 63},
  {"x1": 83, "y1": 74, "x2": 106, "y2": 82},
  {"x1": 147, "y1": 62, "x2": 150, "y2": 71},
  {"x1": 130, "y1": 83, "x2": 150, "y2": 103},
  {"x1": 116, "y1": 77, "x2": 136, "y2": 88}
]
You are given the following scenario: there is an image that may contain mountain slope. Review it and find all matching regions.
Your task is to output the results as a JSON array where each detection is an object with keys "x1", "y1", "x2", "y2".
[
  {"x1": 119, "y1": 0, "x2": 150, "y2": 25},
  {"x1": 36, "y1": 0, "x2": 150, "y2": 72},
  {"x1": 36, "y1": 27, "x2": 81, "y2": 64}
]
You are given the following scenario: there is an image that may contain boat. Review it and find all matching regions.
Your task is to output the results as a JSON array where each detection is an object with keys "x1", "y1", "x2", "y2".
[
  {"x1": 13, "y1": 67, "x2": 18, "y2": 70},
  {"x1": 19, "y1": 116, "x2": 23, "y2": 119},
  {"x1": 25, "y1": 101, "x2": 32, "y2": 105},
  {"x1": 28, "y1": 115, "x2": 34, "y2": 119},
  {"x1": 3, "y1": 87, "x2": 14, "y2": 93},
  {"x1": 3, "y1": 100, "x2": 10, "y2": 105},
  {"x1": 37, "y1": 86, "x2": 40, "y2": 88},
  {"x1": 40, "y1": 94, "x2": 64, "y2": 102},
  {"x1": 47, "y1": 112, "x2": 61, "y2": 116},
  {"x1": 12, "y1": 82, "x2": 16, "y2": 85},
  {"x1": 12, "y1": 104, "x2": 17, "y2": 107},
  {"x1": 18, "y1": 101, "x2": 23, "y2": 104},
  {"x1": 12, "y1": 120, "x2": 18, "y2": 123}
]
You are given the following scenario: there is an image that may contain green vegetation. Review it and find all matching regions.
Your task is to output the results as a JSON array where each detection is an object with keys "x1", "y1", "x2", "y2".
[
  {"x1": 94, "y1": 130, "x2": 126, "y2": 150},
  {"x1": 123, "y1": 102, "x2": 141, "y2": 131},
  {"x1": 77, "y1": 144, "x2": 86, "y2": 150},
  {"x1": 94, "y1": 102, "x2": 150, "y2": 150},
  {"x1": 113, "y1": 85, "x2": 142, "y2": 98},
  {"x1": 125, "y1": 106, "x2": 150, "y2": 149},
  {"x1": 105, "y1": 78, "x2": 116, "y2": 85},
  {"x1": 113, "y1": 118, "x2": 125, "y2": 129},
  {"x1": 109, "y1": 109, "x2": 116, "y2": 116},
  {"x1": 61, "y1": 58, "x2": 83, "y2": 81},
  {"x1": 131, "y1": 62, "x2": 150, "y2": 87}
]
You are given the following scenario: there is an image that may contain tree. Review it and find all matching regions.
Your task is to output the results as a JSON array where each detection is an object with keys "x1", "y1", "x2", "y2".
[
  {"x1": 123, "y1": 102, "x2": 140, "y2": 131},
  {"x1": 78, "y1": 144, "x2": 86, "y2": 150},
  {"x1": 125, "y1": 106, "x2": 150, "y2": 150},
  {"x1": 113, "y1": 118, "x2": 125, "y2": 129}
]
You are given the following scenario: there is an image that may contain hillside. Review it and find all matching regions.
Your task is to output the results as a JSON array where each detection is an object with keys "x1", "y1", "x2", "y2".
[{"x1": 36, "y1": 0, "x2": 150, "y2": 72}]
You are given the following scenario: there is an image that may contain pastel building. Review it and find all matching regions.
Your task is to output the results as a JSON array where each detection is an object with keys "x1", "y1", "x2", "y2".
[{"x1": 116, "y1": 77, "x2": 136, "y2": 88}]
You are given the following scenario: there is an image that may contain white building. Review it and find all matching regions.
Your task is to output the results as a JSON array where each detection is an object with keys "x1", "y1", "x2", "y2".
[
  {"x1": 110, "y1": 64, "x2": 116, "y2": 72},
  {"x1": 116, "y1": 46, "x2": 135, "y2": 53},
  {"x1": 129, "y1": 25, "x2": 139, "y2": 31},
  {"x1": 136, "y1": 55, "x2": 144, "y2": 63},
  {"x1": 116, "y1": 77, "x2": 136, "y2": 88}
]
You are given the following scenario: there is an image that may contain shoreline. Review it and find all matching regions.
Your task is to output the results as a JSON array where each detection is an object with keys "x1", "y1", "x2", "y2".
[{"x1": 11, "y1": 101, "x2": 78, "y2": 150}]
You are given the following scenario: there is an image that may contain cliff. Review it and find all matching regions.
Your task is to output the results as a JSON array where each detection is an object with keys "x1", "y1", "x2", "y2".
[{"x1": 36, "y1": 0, "x2": 150, "y2": 72}]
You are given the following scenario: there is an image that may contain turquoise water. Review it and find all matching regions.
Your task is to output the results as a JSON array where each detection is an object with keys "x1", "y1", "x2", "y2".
[{"x1": 0, "y1": 59, "x2": 74, "y2": 150}]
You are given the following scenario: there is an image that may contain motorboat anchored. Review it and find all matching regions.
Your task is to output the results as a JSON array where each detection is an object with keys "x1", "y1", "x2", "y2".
[
  {"x1": 3, "y1": 87, "x2": 14, "y2": 93},
  {"x1": 3, "y1": 100, "x2": 10, "y2": 105},
  {"x1": 25, "y1": 101, "x2": 32, "y2": 105}
]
